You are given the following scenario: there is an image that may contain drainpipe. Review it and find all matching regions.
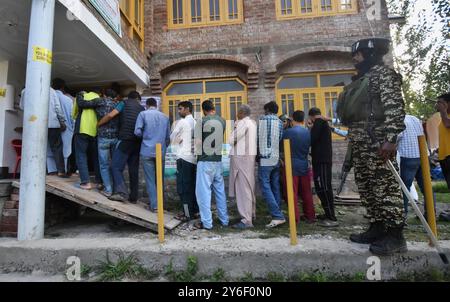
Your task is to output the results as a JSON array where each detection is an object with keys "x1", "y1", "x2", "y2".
[{"x1": 18, "y1": 0, "x2": 56, "y2": 240}]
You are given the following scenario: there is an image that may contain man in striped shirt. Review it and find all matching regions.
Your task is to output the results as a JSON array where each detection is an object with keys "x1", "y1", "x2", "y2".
[{"x1": 258, "y1": 101, "x2": 285, "y2": 228}]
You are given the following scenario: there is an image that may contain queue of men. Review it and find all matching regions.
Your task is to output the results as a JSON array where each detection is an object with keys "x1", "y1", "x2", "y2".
[{"x1": 20, "y1": 38, "x2": 450, "y2": 258}]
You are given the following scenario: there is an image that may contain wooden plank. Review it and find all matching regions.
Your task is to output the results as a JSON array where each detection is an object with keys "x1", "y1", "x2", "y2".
[{"x1": 13, "y1": 176, "x2": 182, "y2": 231}]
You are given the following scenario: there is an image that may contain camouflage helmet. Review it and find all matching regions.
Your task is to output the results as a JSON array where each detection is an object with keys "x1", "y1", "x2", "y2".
[{"x1": 351, "y1": 38, "x2": 391, "y2": 56}]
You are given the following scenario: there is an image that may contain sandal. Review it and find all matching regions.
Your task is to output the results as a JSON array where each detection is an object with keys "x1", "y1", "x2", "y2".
[
  {"x1": 193, "y1": 221, "x2": 211, "y2": 230},
  {"x1": 174, "y1": 213, "x2": 189, "y2": 222}
]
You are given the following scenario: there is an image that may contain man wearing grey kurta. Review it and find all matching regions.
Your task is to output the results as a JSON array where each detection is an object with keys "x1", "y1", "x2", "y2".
[{"x1": 228, "y1": 105, "x2": 257, "y2": 229}]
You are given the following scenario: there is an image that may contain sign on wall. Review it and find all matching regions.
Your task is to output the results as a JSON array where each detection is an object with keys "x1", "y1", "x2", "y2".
[{"x1": 88, "y1": 0, "x2": 122, "y2": 37}]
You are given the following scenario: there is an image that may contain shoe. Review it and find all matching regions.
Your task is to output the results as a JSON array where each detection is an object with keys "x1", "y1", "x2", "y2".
[
  {"x1": 193, "y1": 221, "x2": 212, "y2": 230},
  {"x1": 128, "y1": 199, "x2": 137, "y2": 204},
  {"x1": 232, "y1": 222, "x2": 253, "y2": 229},
  {"x1": 143, "y1": 204, "x2": 158, "y2": 212},
  {"x1": 350, "y1": 222, "x2": 385, "y2": 244},
  {"x1": 265, "y1": 219, "x2": 286, "y2": 228},
  {"x1": 318, "y1": 219, "x2": 339, "y2": 227},
  {"x1": 174, "y1": 212, "x2": 189, "y2": 222},
  {"x1": 96, "y1": 183, "x2": 105, "y2": 191},
  {"x1": 108, "y1": 194, "x2": 127, "y2": 202},
  {"x1": 57, "y1": 173, "x2": 70, "y2": 178},
  {"x1": 369, "y1": 226, "x2": 408, "y2": 256},
  {"x1": 80, "y1": 183, "x2": 93, "y2": 190},
  {"x1": 100, "y1": 190, "x2": 112, "y2": 198}
]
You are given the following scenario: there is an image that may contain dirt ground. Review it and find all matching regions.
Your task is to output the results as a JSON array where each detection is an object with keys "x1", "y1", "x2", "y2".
[{"x1": 44, "y1": 194, "x2": 450, "y2": 243}]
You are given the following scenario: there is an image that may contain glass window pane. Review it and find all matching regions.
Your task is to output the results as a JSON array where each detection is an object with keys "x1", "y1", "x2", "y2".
[
  {"x1": 191, "y1": 0, "x2": 202, "y2": 23},
  {"x1": 206, "y1": 80, "x2": 244, "y2": 93},
  {"x1": 281, "y1": 0, "x2": 293, "y2": 15},
  {"x1": 210, "y1": 0, "x2": 220, "y2": 21},
  {"x1": 321, "y1": 0, "x2": 332, "y2": 11},
  {"x1": 135, "y1": 0, "x2": 140, "y2": 25},
  {"x1": 228, "y1": 0, "x2": 238, "y2": 19},
  {"x1": 340, "y1": 0, "x2": 352, "y2": 10},
  {"x1": 320, "y1": 73, "x2": 353, "y2": 87},
  {"x1": 167, "y1": 82, "x2": 203, "y2": 95},
  {"x1": 300, "y1": 0, "x2": 312, "y2": 13},
  {"x1": 230, "y1": 102, "x2": 237, "y2": 121},
  {"x1": 173, "y1": 0, "x2": 184, "y2": 24},
  {"x1": 277, "y1": 76, "x2": 317, "y2": 89}
]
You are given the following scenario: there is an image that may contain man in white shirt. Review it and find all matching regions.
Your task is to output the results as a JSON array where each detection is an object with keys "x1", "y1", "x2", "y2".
[
  {"x1": 20, "y1": 87, "x2": 67, "y2": 177},
  {"x1": 170, "y1": 101, "x2": 198, "y2": 221},
  {"x1": 397, "y1": 114, "x2": 435, "y2": 217}
]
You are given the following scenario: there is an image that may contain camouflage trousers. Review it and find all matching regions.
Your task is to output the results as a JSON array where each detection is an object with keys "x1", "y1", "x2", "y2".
[{"x1": 348, "y1": 128, "x2": 405, "y2": 228}]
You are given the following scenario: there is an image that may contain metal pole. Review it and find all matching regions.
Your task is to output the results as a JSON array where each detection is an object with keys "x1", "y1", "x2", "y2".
[
  {"x1": 283, "y1": 139, "x2": 298, "y2": 245},
  {"x1": 18, "y1": 0, "x2": 56, "y2": 240},
  {"x1": 418, "y1": 135, "x2": 437, "y2": 237},
  {"x1": 156, "y1": 143, "x2": 165, "y2": 243}
]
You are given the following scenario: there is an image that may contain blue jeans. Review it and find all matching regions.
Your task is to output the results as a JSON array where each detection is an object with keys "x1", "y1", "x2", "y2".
[
  {"x1": 195, "y1": 161, "x2": 228, "y2": 229},
  {"x1": 400, "y1": 157, "x2": 436, "y2": 216},
  {"x1": 97, "y1": 137, "x2": 118, "y2": 194},
  {"x1": 142, "y1": 156, "x2": 160, "y2": 210},
  {"x1": 111, "y1": 140, "x2": 140, "y2": 201},
  {"x1": 258, "y1": 162, "x2": 284, "y2": 220},
  {"x1": 74, "y1": 133, "x2": 101, "y2": 184}
]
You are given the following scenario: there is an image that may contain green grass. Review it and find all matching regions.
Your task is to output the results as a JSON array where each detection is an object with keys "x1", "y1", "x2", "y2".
[
  {"x1": 266, "y1": 272, "x2": 286, "y2": 282},
  {"x1": 165, "y1": 256, "x2": 200, "y2": 282},
  {"x1": 211, "y1": 268, "x2": 227, "y2": 282},
  {"x1": 433, "y1": 181, "x2": 449, "y2": 193},
  {"x1": 95, "y1": 251, "x2": 158, "y2": 281},
  {"x1": 290, "y1": 271, "x2": 366, "y2": 282},
  {"x1": 416, "y1": 181, "x2": 450, "y2": 203}
]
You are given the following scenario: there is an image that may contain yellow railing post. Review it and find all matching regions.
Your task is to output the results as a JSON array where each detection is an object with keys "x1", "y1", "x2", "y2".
[
  {"x1": 156, "y1": 143, "x2": 165, "y2": 243},
  {"x1": 283, "y1": 139, "x2": 298, "y2": 245},
  {"x1": 418, "y1": 135, "x2": 437, "y2": 239}
]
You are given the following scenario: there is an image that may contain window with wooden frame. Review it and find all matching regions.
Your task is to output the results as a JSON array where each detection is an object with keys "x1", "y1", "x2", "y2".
[
  {"x1": 276, "y1": 71, "x2": 355, "y2": 140},
  {"x1": 168, "y1": 0, "x2": 243, "y2": 29},
  {"x1": 276, "y1": 0, "x2": 357, "y2": 20},
  {"x1": 163, "y1": 78, "x2": 247, "y2": 140},
  {"x1": 119, "y1": 0, "x2": 145, "y2": 51}
]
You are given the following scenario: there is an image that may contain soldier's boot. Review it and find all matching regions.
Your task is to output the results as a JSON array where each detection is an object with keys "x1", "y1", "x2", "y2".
[
  {"x1": 369, "y1": 226, "x2": 408, "y2": 256},
  {"x1": 349, "y1": 222, "x2": 385, "y2": 244}
]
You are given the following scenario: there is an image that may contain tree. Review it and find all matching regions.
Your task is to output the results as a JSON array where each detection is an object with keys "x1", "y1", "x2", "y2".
[{"x1": 387, "y1": 0, "x2": 449, "y2": 119}]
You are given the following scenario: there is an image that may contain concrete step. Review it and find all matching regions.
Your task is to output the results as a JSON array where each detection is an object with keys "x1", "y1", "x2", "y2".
[{"x1": 0, "y1": 235, "x2": 449, "y2": 280}]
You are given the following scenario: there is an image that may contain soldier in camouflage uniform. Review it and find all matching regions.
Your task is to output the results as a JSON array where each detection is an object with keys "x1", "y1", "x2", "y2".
[{"x1": 337, "y1": 38, "x2": 407, "y2": 256}]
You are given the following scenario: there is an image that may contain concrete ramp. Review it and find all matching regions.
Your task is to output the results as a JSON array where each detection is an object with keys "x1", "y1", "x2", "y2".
[{"x1": 12, "y1": 176, "x2": 182, "y2": 232}]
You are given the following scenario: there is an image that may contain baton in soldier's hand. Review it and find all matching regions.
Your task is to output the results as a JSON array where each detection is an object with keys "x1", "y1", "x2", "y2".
[{"x1": 386, "y1": 159, "x2": 449, "y2": 265}]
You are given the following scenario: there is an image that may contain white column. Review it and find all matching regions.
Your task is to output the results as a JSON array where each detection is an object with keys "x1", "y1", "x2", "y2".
[{"x1": 18, "y1": 0, "x2": 56, "y2": 240}]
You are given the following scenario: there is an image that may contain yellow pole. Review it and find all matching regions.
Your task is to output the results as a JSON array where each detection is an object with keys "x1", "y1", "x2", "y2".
[
  {"x1": 156, "y1": 143, "x2": 165, "y2": 243},
  {"x1": 418, "y1": 135, "x2": 437, "y2": 238},
  {"x1": 283, "y1": 139, "x2": 298, "y2": 245}
]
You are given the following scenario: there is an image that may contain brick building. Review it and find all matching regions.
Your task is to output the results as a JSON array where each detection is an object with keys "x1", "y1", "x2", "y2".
[{"x1": 144, "y1": 0, "x2": 392, "y2": 124}]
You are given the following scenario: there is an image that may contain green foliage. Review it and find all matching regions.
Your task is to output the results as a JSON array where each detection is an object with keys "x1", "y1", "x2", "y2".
[
  {"x1": 80, "y1": 264, "x2": 92, "y2": 278},
  {"x1": 239, "y1": 272, "x2": 255, "y2": 282},
  {"x1": 433, "y1": 181, "x2": 450, "y2": 193},
  {"x1": 396, "y1": 269, "x2": 450, "y2": 281},
  {"x1": 388, "y1": 0, "x2": 450, "y2": 119},
  {"x1": 266, "y1": 272, "x2": 285, "y2": 282},
  {"x1": 95, "y1": 251, "x2": 157, "y2": 281},
  {"x1": 165, "y1": 256, "x2": 199, "y2": 282},
  {"x1": 211, "y1": 268, "x2": 227, "y2": 282},
  {"x1": 291, "y1": 272, "x2": 366, "y2": 282}
]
